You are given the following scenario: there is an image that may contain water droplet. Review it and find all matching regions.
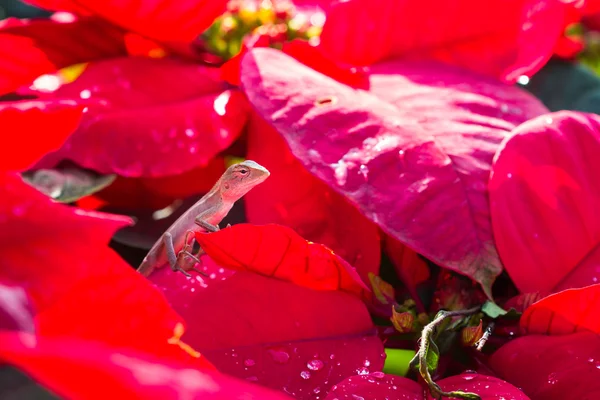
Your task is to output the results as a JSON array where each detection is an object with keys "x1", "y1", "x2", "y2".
[
  {"x1": 500, "y1": 104, "x2": 509, "y2": 113},
  {"x1": 189, "y1": 145, "x2": 198, "y2": 154},
  {"x1": 356, "y1": 367, "x2": 369, "y2": 375},
  {"x1": 209, "y1": 273, "x2": 216, "y2": 279},
  {"x1": 80, "y1": 89, "x2": 91, "y2": 99},
  {"x1": 507, "y1": 173, "x2": 513, "y2": 178},
  {"x1": 331, "y1": 160, "x2": 348, "y2": 186},
  {"x1": 545, "y1": 117, "x2": 553, "y2": 124},
  {"x1": 548, "y1": 373, "x2": 557, "y2": 384},
  {"x1": 82, "y1": 107, "x2": 89, "y2": 113},
  {"x1": 313, "y1": 387, "x2": 321, "y2": 394},
  {"x1": 591, "y1": 358, "x2": 596, "y2": 363},
  {"x1": 463, "y1": 375, "x2": 475, "y2": 381},
  {"x1": 594, "y1": 277, "x2": 599, "y2": 283},
  {"x1": 518, "y1": 75, "x2": 530, "y2": 85},
  {"x1": 463, "y1": 370, "x2": 477, "y2": 374},
  {"x1": 351, "y1": 395, "x2": 365, "y2": 400},
  {"x1": 218, "y1": 268, "x2": 225, "y2": 273},
  {"x1": 363, "y1": 360, "x2": 371, "y2": 367},
  {"x1": 392, "y1": 385, "x2": 397, "y2": 390},
  {"x1": 244, "y1": 359, "x2": 255, "y2": 367},
  {"x1": 267, "y1": 348, "x2": 290, "y2": 364},
  {"x1": 307, "y1": 359, "x2": 324, "y2": 371},
  {"x1": 300, "y1": 370, "x2": 311, "y2": 379},
  {"x1": 359, "y1": 164, "x2": 369, "y2": 180},
  {"x1": 371, "y1": 372, "x2": 385, "y2": 378},
  {"x1": 329, "y1": 354, "x2": 335, "y2": 360},
  {"x1": 214, "y1": 91, "x2": 231, "y2": 116},
  {"x1": 185, "y1": 128, "x2": 196, "y2": 138},
  {"x1": 398, "y1": 150, "x2": 405, "y2": 156}
]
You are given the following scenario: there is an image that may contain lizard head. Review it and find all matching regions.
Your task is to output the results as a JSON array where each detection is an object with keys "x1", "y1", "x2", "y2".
[{"x1": 220, "y1": 159, "x2": 270, "y2": 201}]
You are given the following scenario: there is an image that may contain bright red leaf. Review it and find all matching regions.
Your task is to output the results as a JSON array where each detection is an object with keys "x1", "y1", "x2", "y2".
[
  {"x1": 490, "y1": 332, "x2": 600, "y2": 399},
  {"x1": 0, "y1": 332, "x2": 291, "y2": 400},
  {"x1": 383, "y1": 235, "x2": 429, "y2": 298},
  {"x1": 33, "y1": 56, "x2": 248, "y2": 177},
  {"x1": 26, "y1": 0, "x2": 228, "y2": 44},
  {"x1": 319, "y1": 0, "x2": 566, "y2": 83},
  {"x1": 0, "y1": 100, "x2": 83, "y2": 172},
  {"x1": 322, "y1": 372, "x2": 529, "y2": 399},
  {"x1": 245, "y1": 114, "x2": 381, "y2": 284},
  {"x1": 520, "y1": 284, "x2": 600, "y2": 335},
  {"x1": 149, "y1": 256, "x2": 385, "y2": 398},
  {"x1": 241, "y1": 48, "x2": 548, "y2": 297},
  {"x1": 0, "y1": 283, "x2": 35, "y2": 333},
  {"x1": 489, "y1": 111, "x2": 600, "y2": 294},
  {"x1": 0, "y1": 15, "x2": 127, "y2": 96},
  {"x1": 0, "y1": 173, "x2": 204, "y2": 364},
  {"x1": 194, "y1": 223, "x2": 371, "y2": 299}
]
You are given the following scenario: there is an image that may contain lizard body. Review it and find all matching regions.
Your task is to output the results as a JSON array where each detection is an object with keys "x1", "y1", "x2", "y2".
[{"x1": 137, "y1": 160, "x2": 270, "y2": 277}]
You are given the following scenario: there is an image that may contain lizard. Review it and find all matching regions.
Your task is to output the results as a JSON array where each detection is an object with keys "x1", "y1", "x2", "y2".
[{"x1": 137, "y1": 160, "x2": 270, "y2": 278}]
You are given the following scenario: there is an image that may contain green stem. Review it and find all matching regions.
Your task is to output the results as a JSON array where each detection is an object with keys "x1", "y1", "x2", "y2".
[{"x1": 418, "y1": 306, "x2": 482, "y2": 400}]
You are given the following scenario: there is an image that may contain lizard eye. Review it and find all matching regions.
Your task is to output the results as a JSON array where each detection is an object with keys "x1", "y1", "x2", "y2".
[{"x1": 239, "y1": 169, "x2": 249, "y2": 175}]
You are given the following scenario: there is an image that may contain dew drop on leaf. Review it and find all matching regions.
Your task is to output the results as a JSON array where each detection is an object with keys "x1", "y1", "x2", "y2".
[
  {"x1": 267, "y1": 348, "x2": 290, "y2": 364},
  {"x1": 244, "y1": 359, "x2": 255, "y2": 367},
  {"x1": 300, "y1": 371, "x2": 311, "y2": 379},
  {"x1": 307, "y1": 359, "x2": 324, "y2": 371},
  {"x1": 356, "y1": 367, "x2": 369, "y2": 375}
]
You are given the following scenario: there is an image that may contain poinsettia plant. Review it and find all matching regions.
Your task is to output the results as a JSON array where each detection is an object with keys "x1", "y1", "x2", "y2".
[{"x1": 2, "y1": 0, "x2": 600, "y2": 399}]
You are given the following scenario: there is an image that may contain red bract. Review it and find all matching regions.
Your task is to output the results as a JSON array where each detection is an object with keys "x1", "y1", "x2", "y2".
[
  {"x1": 490, "y1": 332, "x2": 600, "y2": 399},
  {"x1": 0, "y1": 173, "x2": 210, "y2": 365},
  {"x1": 520, "y1": 284, "x2": 600, "y2": 334},
  {"x1": 0, "y1": 332, "x2": 292, "y2": 400},
  {"x1": 323, "y1": 372, "x2": 529, "y2": 399},
  {"x1": 0, "y1": 100, "x2": 82, "y2": 171},
  {"x1": 489, "y1": 111, "x2": 600, "y2": 294},
  {"x1": 241, "y1": 48, "x2": 548, "y2": 297},
  {"x1": 32, "y1": 56, "x2": 247, "y2": 177},
  {"x1": 150, "y1": 251, "x2": 385, "y2": 398},
  {"x1": 194, "y1": 223, "x2": 371, "y2": 299},
  {"x1": 319, "y1": 0, "x2": 565, "y2": 83},
  {"x1": 0, "y1": 15, "x2": 127, "y2": 95},
  {"x1": 244, "y1": 114, "x2": 381, "y2": 283},
  {"x1": 0, "y1": 283, "x2": 35, "y2": 333},
  {"x1": 25, "y1": 0, "x2": 228, "y2": 44}
]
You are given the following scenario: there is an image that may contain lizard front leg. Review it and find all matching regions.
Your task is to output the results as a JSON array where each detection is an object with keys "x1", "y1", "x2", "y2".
[{"x1": 163, "y1": 232, "x2": 192, "y2": 277}]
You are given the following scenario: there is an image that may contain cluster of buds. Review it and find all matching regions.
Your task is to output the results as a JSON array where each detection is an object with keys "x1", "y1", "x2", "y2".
[{"x1": 201, "y1": 0, "x2": 324, "y2": 61}]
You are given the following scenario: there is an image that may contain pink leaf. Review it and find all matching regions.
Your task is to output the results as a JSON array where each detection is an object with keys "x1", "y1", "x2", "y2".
[
  {"x1": 26, "y1": 0, "x2": 228, "y2": 44},
  {"x1": 520, "y1": 284, "x2": 600, "y2": 335},
  {"x1": 149, "y1": 258, "x2": 385, "y2": 398},
  {"x1": 323, "y1": 372, "x2": 529, "y2": 399},
  {"x1": 0, "y1": 100, "x2": 82, "y2": 172},
  {"x1": 319, "y1": 0, "x2": 566, "y2": 83},
  {"x1": 240, "y1": 48, "x2": 547, "y2": 297},
  {"x1": 0, "y1": 332, "x2": 291, "y2": 400},
  {"x1": 245, "y1": 114, "x2": 381, "y2": 284},
  {"x1": 0, "y1": 15, "x2": 127, "y2": 95},
  {"x1": 490, "y1": 332, "x2": 600, "y2": 399},
  {"x1": 489, "y1": 111, "x2": 600, "y2": 294},
  {"x1": 34, "y1": 57, "x2": 248, "y2": 177}
]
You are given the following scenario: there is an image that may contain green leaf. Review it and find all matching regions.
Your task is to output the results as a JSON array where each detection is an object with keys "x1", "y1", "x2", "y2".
[
  {"x1": 426, "y1": 339, "x2": 440, "y2": 373},
  {"x1": 524, "y1": 58, "x2": 600, "y2": 113},
  {"x1": 22, "y1": 167, "x2": 115, "y2": 203},
  {"x1": 382, "y1": 348, "x2": 415, "y2": 377},
  {"x1": 481, "y1": 301, "x2": 507, "y2": 319}
]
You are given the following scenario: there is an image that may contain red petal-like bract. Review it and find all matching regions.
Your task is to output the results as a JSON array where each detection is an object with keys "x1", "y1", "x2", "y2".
[
  {"x1": 0, "y1": 15, "x2": 127, "y2": 95},
  {"x1": 520, "y1": 284, "x2": 600, "y2": 335},
  {"x1": 35, "y1": 56, "x2": 248, "y2": 177},
  {"x1": 0, "y1": 332, "x2": 291, "y2": 400},
  {"x1": 0, "y1": 100, "x2": 82, "y2": 172},
  {"x1": 26, "y1": 0, "x2": 228, "y2": 44},
  {"x1": 323, "y1": 372, "x2": 529, "y2": 399},
  {"x1": 0, "y1": 283, "x2": 35, "y2": 333},
  {"x1": 490, "y1": 111, "x2": 600, "y2": 294},
  {"x1": 241, "y1": 48, "x2": 547, "y2": 297},
  {"x1": 194, "y1": 223, "x2": 370, "y2": 299},
  {"x1": 150, "y1": 260, "x2": 384, "y2": 399},
  {"x1": 490, "y1": 332, "x2": 600, "y2": 399},
  {"x1": 383, "y1": 235, "x2": 430, "y2": 292},
  {"x1": 319, "y1": 0, "x2": 565, "y2": 83},
  {"x1": 0, "y1": 173, "x2": 202, "y2": 364},
  {"x1": 245, "y1": 114, "x2": 381, "y2": 284}
]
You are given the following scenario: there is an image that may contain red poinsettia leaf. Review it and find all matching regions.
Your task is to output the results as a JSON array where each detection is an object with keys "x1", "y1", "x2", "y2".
[
  {"x1": 194, "y1": 223, "x2": 370, "y2": 299},
  {"x1": 489, "y1": 111, "x2": 600, "y2": 294},
  {"x1": 383, "y1": 235, "x2": 429, "y2": 291},
  {"x1": 0, "y1": 15, "x2": 127, "y2": 95},
  {"x1": 34, "y1": 57, "x2": 248, "y2": 177},
  {"x1": 150, "y1": 260, "x2": 385, "y2": 398},
  {"x1": 0, "y1": 173, "x2": 202, "y2": 364},
  {"x1": 245, "y1": 114, "x2": 381, "y2": 284},
  {"x1": 0, "y1": 283, "x2": 35, "y2": 333},
  {"x1": 319, "y1": 0, "x2": 566, "y2": 83},
  {"x1": 0, "y1": 332, "x2": 291, "y2": 400},
  {"x1": 520, "y1": 284, "x2": 600, "y2": 335},
  {"x1": 322, "y1": 372, "x2": 529, "y2": 399},
  {"x1": 490, "y1": 331, "x2": 600, "y2": 399},
  {"x1": 503, "y1": 292, "x2": 543, "y2": 313},
  {"x1": 323, "y1": 373, "x2": 422, "y2": 399},
  {"x1": 282, "y1": 40, "x2": 370, "y2": 89},
  {"x1": 240, "y1": 48, "x2": 547, "y2": 297},
  {"x1": 0, "y1": 100, "x2": 83, "y2": 172},
  {"x1": 26, "y1": 0, "x2": 228, "y2": 44}
]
